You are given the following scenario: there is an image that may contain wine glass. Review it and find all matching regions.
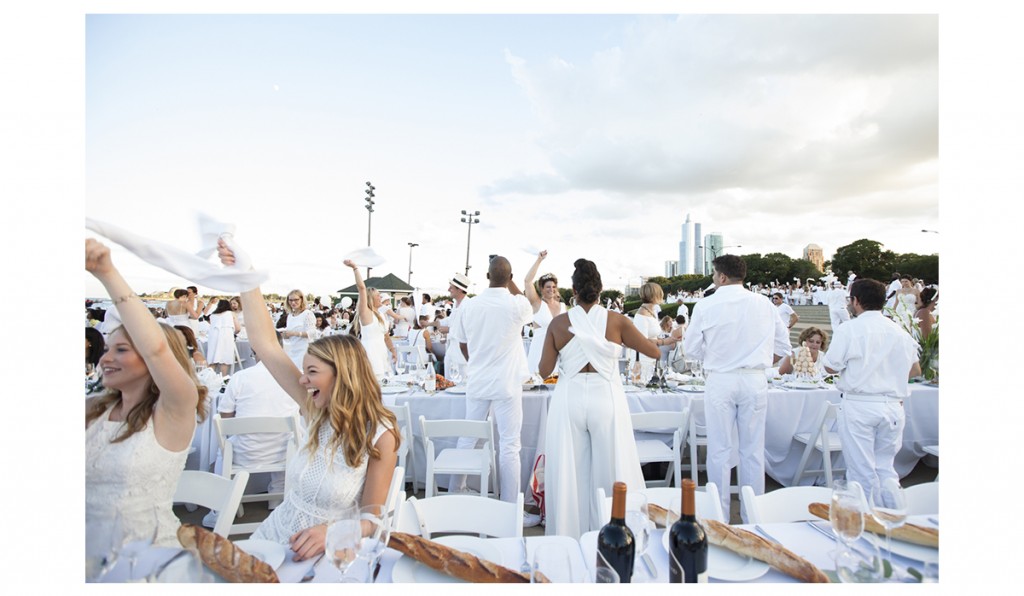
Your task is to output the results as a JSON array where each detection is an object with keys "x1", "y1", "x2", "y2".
[
  {"x1": 326, "y1": 508, "x2": 362, "y2": 581},
  {"x1": 531, "y1": 543, "x2": 574, "y2": 583},
  {"x1": 833, "y1": 541, "x2": 884, "y2": 583},
  {"x1": 829, "y1": 480, "x2": 866, "y2": 551},
  {"x1": 128, "y1": 506, "x2": 161, "y2": 580},
  {"x1": 85, "y1": 510, "x2": 123, "y2": 582},
  {"x1": 394, "y1": 359, "x2": 406, "y2": 376},
  {"x1": 353, "y1": 504, "x2": 391, "y2": 583},
  {"x1": 870, "y1": 478, "x2": 908, "y2": 579},
  {"x1": 593, "y1": 550, "x2": 620, "y2": 583},
  {"x1": 624, "y1": 494, "x2": 654, "y2": 582},
  {"x1": 448, "y1": 363, "x2": 462, "y2": 385}
]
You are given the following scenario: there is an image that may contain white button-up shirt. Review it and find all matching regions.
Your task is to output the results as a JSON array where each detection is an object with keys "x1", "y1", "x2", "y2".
[
  {"x1": 454, "y1": 287, "x2": 533, "y2": 400},
  {"x1": 825, "y1": 310, "x2": 919, "y2": 398},
  {"x1": 683, "y1": 284, "x2": 792, "y2": 373}
]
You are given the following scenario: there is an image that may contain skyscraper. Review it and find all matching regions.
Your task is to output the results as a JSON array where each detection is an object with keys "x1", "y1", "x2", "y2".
[
  {"x1": 665, "y1": 260, "x2": 678, "y2": 277},
  {"x1": 702, "y1": 232, "x2": 724, "y2": 274},
  {"x1": 803, "y1": 244, "x2": 824, "y2": 272},
  {"x1": 679, "y1": 213, "x2": 695, "y2": 275},
  {"x1": 693, "y1": 222, "x2": 703, "y2": 274}
]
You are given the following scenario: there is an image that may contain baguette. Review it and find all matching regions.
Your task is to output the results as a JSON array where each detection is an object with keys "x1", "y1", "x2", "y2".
[
  {"x1": 647, "y1": 503, "x2": 679, "y2": 528},
  {"x1": 807, "y1": 502, "x2": 938, "y2": 548},
  {"x1": 387, "y1": 532, "x2": 539, "y2": 583},
  {"x1": 703, "y1": 519, "x2": 830, "y2": 583},
  {"x1": 176, "y1": 524, "x2": 279, "y2": 583}
]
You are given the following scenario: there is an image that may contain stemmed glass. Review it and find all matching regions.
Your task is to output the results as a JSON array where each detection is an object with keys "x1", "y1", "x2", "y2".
[
  {"x1": 354, "y1": 505, "x2": 391, "y2": 583},
  {"x1": 127, "y1": 506, "x2": 161, "y2": 580},
  {"x1": 394, "y1": 360, "x2": 406, "y2": 377},
  {"x1": 448, "y1": 363, "x2": 462, "y2": 385},
  {"x1": 327, "y1": 505, "x2": 390, "y2": 583},
  {"x1": 870, "y1": 478, "x2": 908, "y2": 579},
  {"x1": 85, "y1": 510, "x2": 123, "y2": 582},
  {"x1": 624, "y1": 493, "x2": 655, "y2": 582},
  {"x1": 325, "y1": 507, "x2": 362, "y2": 581},
  {"x1": 593, "y1": 550, "x2": 620, "y2": 583},
  {"x1": 829, "y1": 480, "x2": 866, "y2": 551}
]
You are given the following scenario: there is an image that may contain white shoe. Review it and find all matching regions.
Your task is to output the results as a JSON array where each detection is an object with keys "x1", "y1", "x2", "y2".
[
  {"x1": 201, "y1": 510, "x2": 219, "y2": 529},
  {"x1": 523, "y1": 512, "x2": 542, "y2": 528}
]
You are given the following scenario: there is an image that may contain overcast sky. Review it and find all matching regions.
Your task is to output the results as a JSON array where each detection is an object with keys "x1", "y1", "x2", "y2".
[{"x1": 82, "y1": 11, "x2": 940, "y2": 300}]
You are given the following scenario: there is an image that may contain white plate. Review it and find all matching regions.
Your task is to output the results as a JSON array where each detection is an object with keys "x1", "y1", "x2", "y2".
[
  {"x1": 445, "y1": 385, "x2": 467, "y2": 394},
  {"x1": 661, "y1": 532, "x2": 770, "y2": 581},
  {"x1": 391, "y1": 535, "x2": 503, "y2": 583},
  {"x1": 679, "y1": 385, "x2": 705, "y2": 393},
  {"x1": 380, "y1": 385, "x2": 411, "y2": 395},
  {"x1": 622, "y1": 385, "x2": 644, "y2": 393},
  {"x1": 234, "y1": 539, "x2": 286, "y2": 570},
  {"x1": 863, "y1": 530, "x2": 939, "y2": 563},
  {"x1": 783, "y1": 382, "x2": 822, "y2": 390}
]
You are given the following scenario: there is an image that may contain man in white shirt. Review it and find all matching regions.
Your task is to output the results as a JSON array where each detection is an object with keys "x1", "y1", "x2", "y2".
[
  {"x1": 828, "y1": 281, "x2": 851, "y2": 329},
  {"x1": 683, "y1": 255, "x2": 792, "y2": 519},
  {"x1": 884, "y1": 273, "x2": 902, "y2": 310},
  {"x1": 449, "y1": 257, "x2": 533, "y2": 509},
  {"x1": 203, "y1": 336, "x2": 302, "y2": 528},
  {"x1": 432, "y1": 273, "x2": 472, "y2": 376},
  {"x1": 771, "y1": 292, "x2": 799, "y2": 330},
  {"x1": 418, "y1": 293, "x2": 433, "y2": 320},
  {"x1": 825, "y1": 278, "x2": 920, "y2": 501}
]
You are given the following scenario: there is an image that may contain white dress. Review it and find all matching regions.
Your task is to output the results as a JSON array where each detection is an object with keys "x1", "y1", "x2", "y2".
[
  {"x1": 165, "y1": 313, "x2": 189, "y2": 327},
  {"x1": 283, "y1": 310, "x2": 317, "y2": 370},
  {"x1": 893, "y1": 292, "x2": 917, "y2": 324},
  {"x1": 86, "y1": 405, "x2": 194, "y2": 548},
  {"x1": 252, "y1": 422, "x2": 389, "y2": 544},
  {"x1": 526, "y1": 301, "x2": 566, "y2": 374},
  {"x1": 631, "y1": 310, "x2": 661, "y2": 365},
  {"x1": 359, "y1": 315, "x2": 391, "y2": 376},
  {"x1": 205, "y1": 311, "x2": 236, "y2": 365},
  {"x1": 543, "y1": 305, "x2": 645, "y2": 539}
]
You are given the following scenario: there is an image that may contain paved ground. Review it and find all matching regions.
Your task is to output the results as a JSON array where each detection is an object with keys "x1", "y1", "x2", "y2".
[{"x1": 175, "y1": 458, "x2": 938, "y2": 538}]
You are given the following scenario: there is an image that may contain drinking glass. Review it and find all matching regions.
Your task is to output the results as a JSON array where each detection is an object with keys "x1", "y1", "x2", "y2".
[
  {"x1": 829, "y1": 480, "x2": 866, "y2": 549},
  {"x1": 85, "y1": 510, "x2": 123, "y2": 582},
  {"x1": 833, "y1": 541, "x2": 884, "y2": 583},
  {"x1": 531, "y1": 543, "x2": 574, "y2": 583},
  {"x1": 394, "y1": 360, "x2": 406, "y2": 376},
  {"x1": 326, "y1": 507, "x2": 362, "y2": 581},
  {"x1": 593, "y1": 549, "x2": 620, "y2": 583},
  {"x1": 448, "y1": 363, "x2": 462, "y2": 385},
  {"x1": 870, "y1": 478, "x2": 908, "y2": 579},
  {"x1": 354, "y1": 505, "x2": 391, "y2": 583},
  {"x1": 624, "y1": 494, "x2": 654, "y2": 582},
  {"x1": 128, "y1": 506, "x2": 161, "y2": 580}
]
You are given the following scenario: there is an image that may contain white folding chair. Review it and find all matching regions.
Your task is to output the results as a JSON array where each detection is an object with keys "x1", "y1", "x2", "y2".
[
  {"x1": 791, "y1": 401, "x2": 845, "y2": 487},
  {"x1": 631, "y1": 410, "x2": 689, "y2": 488},
  {"x1": 596, "y1": 483, "x2": 724, "y2": 525},
  {"x1": 419, "y1": 416, "x2": 496, "y2": 498},
  {"x1": 396, "y1": 493, "x2": 524, "y2": 538},
  {"x1": 385, "y1": 404, "x2": 418, "y2": 491},
  {"x1": 685, "y1": 397, "x2": 708, "y2": 484},
  {"x1": 396, "y1": 345, "x2": 428, "y2": 371},
  {"x1": 922, "y1": 444, "x2": 939, "y2": 481},
  {"x1": 213, "y1": 413, "x2": 302, "y2": 534},
  {"x1": 740, "y1": 485, "x2": 833, "y2": 524},
  {"x1": 174, "y1": 470, "x2": 249, "y2": 537},
  {"x1": 904, "y1": 481, "x2": 939, "y2": 515},
  {"x1": 383, "y1": 465, "x2": 407, "y2": 533}
]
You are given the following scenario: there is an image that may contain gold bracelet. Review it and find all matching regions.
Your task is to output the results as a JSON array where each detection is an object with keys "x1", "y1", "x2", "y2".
[{"x1": 113, "y1": 293, "x2": 137, "y2": 305}]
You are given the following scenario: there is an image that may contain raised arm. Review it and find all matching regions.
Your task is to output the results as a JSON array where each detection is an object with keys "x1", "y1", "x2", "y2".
[
  {"x1": 85, "y1": 239, "x2": 197, "y2": 424},
  {"x1": 522, "y1": 250, "x2": 547, "y2": 311},
  {"x1": 345, "y1": 260, "x2": 375, "y2": 326},
  {"x1": 218, "y1": 239, "x2": 308, "y2": 412}
]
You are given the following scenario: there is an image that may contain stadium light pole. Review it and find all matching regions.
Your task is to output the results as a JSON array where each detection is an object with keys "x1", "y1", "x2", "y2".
[
  {"x1": 460, "y1": 210, "x2": 480, "y2": 276},
  {"x1": 364, "y1": 181, "x2": 376, "y2": 277},
  {"x1": 407, "y1": 242, "x2": 418, "y2": 286}
]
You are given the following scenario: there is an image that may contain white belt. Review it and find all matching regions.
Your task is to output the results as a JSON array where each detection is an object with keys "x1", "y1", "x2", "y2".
[{"x1": 842, "y1": 392, "x2": 903, "y2": 403}]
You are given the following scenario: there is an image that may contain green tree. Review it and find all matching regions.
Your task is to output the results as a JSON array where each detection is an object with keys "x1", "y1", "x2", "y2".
[
  {"x1": 600, "y1": 289, "x2": 623, "y2": 303},
  {"x1": 830, "y1": 239, "x2": 898, "y2": 282}
]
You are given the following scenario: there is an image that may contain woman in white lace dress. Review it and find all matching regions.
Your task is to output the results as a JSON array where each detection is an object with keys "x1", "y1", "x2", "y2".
[
  {"x1": 539, "y1": 259, "x2": 660, "y2": 538},
  {"x1": 282, "y1": 290, "x2": 317, "y2": 370},
  {"x1": 220, "y1": 241, "x2": 400, "y2": 562},
  {"x1": 85, "y1": 239, "x2": 207, "y2": 558},
  {"x1": 523, "y1": 250, "x2": 567, "y2": 375}
]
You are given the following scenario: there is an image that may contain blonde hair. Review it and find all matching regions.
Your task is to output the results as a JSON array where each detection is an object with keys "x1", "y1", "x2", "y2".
[
  {"x1": 798, "y1": 326, "x2": 829, "y2": 350},
  {"x1": 303, "y1": 334, "x2": 400, "y2": 467},
  {"x1": 287, "y1": 290, "x2": 307, "y2": 315},
  {"x1": 85, "y1": 323, "x2": 208, "y2": 442},
  {"x1": 640, "y1": 282, "x2": 664, "y2": 305},
  {"x1": 352, "y1": 289, "x2": 385, "y2": 339}
]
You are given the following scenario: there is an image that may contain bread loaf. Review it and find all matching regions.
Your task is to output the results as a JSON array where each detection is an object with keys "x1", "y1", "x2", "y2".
[
  {"x1": 807, "y1": 502, "x2": 938, "y2": 548},
  {"x1": 703, "y1": 519, "x2": 830, "y2": 583},
  {"x1": 387, "y1": 532, "x2": 539, "y2": 583},
  {"x1": 176, "y1": 524, "x2": 279, "y2": 583}
]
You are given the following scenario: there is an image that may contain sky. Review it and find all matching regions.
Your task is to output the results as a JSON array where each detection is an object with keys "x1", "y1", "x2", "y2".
[
  {"x1": 5, "y1": 0, "x2": 1024, "y2": 589},
  {"x1": 82, "y1": 11, "x2": 941, "y2": 301}
]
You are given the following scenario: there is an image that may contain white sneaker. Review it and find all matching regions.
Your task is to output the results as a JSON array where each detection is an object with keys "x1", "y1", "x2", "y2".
[
  {"x1": 201, "y1": 510, "x2": 219, "y2": 529},
  {"x1": 523, "y1": 512, "x2": 542, "y2": 528}
]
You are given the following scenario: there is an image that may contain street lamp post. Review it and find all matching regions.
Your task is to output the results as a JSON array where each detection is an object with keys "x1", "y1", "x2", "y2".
[
  {"x1": 364, "y1": 181, "x2": 376, "y2": 277},
  {"x1": 407, "y1": 242, "x2": 418, "y2": 286},
  {"x1": 460, "y1": 209, "x2": 480, "y2": 276}
]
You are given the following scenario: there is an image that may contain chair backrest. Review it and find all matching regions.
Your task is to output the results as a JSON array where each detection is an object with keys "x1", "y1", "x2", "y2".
[
  {"x1": 419, "y1": 416, "x2": 494, "y2": 443},
  {"x1": 688, "y1": 397, "x2": 706, "y2": 438},
  {"x1": 385, "y1": 404, "x2": 413, "y2": 459},
  {"x1": 396, "y1": 493, "x2": 524, "y2": 538},
  {"x1": 904, "y1": 482, "x2": 939, "y2": 515},
  {"x1": 384, "y1": 466, "x2": 406, "y2": 531},
  {"x1": 631, "y1": 410, "x2": 689, "y2": 445},
  {"x1": 397, "y1": 344, "x2": 428, "y2": 368},
  {"x1": 740, "y1": 485, "x2": 833, "y2": 524},
  {"x1": 173, "y1": 470, "x2": 249, "y2": 537},
  {"x1": 213, "y1": 414, "x2": 302, "y2": 476},
  {"x1": 596, "y1": 483, "x2": 724, "y2": 525}
]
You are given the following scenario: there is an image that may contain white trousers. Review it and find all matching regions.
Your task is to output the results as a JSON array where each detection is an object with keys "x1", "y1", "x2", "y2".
[
  {"x1": 837, "y1": 399, "x2": 905, "y2": 502},
  {"x1": 830, "y1": 307, "x2": 851, "y2": 329},
  {"x1": 704, "y1": 371, "x2": 768, "y2": 521},
  {"x1": 448, "y1": 393, "x2": 523, "y2": 503}
]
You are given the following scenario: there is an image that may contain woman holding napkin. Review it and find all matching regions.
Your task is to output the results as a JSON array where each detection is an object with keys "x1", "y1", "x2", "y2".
[
  {"x1": 85, "y1": 239, "x2": 207, "y2": 549},
  {"x1": 538, "y1": 258, "x2": 660, "y2": 538},
  {"x1": 523, "y1": 250, "x2": 567, "y2": 376},
  {"x1": 218, "y1": 239, "x2": 400, "y2": 561},
  {"x1": 347, "y1": 261, "x2": 397, "y2": 376}
]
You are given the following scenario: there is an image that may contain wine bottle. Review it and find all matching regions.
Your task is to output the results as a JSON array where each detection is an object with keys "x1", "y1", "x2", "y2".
[
  {"x1": 596, "y1": 481, "x2": 635, "y2": 583},
  {"x1": 669, "y1": 478, "x2": 708, "y2": 583}
]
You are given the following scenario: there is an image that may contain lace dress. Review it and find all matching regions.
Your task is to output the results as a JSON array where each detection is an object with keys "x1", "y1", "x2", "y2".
[
  {"x1": 252, "y1": 422, "x2": 389, "y2": 544},
  {"x1": 543, "y1": 305, "x2": 645, "y2": 539},
  {"x1": 359, "y1": 316, "x2": 391, "y2": 377},
  {"x1": 85, "y1": 405, "x2": 193, "y2": 547},
  {"x1": 526, "y1": 301, "x2": 566, "y2": 374}
]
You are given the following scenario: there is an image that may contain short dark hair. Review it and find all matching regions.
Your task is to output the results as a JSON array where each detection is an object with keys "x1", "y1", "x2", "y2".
[
  {"x1": 712, "y1": 255, "x2": 746, "y2": 281},
  {"x1": 173, "y1": 289, "x2": 188, "y2": 299},
  {"x1": 187, "y1": 285, "x2": 198, "y2": 293},
  {"x1": 772, "y1": 292, "x2": 783, "y2": 299},
  {"x1": 849, "y1": 278, "x2": 886, "y2": 310}
]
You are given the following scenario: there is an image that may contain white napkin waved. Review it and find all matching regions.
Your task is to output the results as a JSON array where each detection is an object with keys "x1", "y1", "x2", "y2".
[
  {"x1": 85, "y1": 217, "x2": 269, "y2": 292},
  {"x1": 342, "y1": 246, "x2": 387, "y2": 268}
]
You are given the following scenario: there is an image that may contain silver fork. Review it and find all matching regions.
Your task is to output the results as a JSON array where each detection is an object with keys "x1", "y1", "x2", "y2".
[
  {"x1": 300, "y1": 553, "x2": 325, "y2": 583},
  {"x1": 519, "y1": 537, "x2": 531, "y2": 575}
]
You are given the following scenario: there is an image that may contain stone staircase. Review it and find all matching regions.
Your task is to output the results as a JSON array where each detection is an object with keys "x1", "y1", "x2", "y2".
[{"x1": 789, "y1": 305, "x2": 832, "y2": 346}]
